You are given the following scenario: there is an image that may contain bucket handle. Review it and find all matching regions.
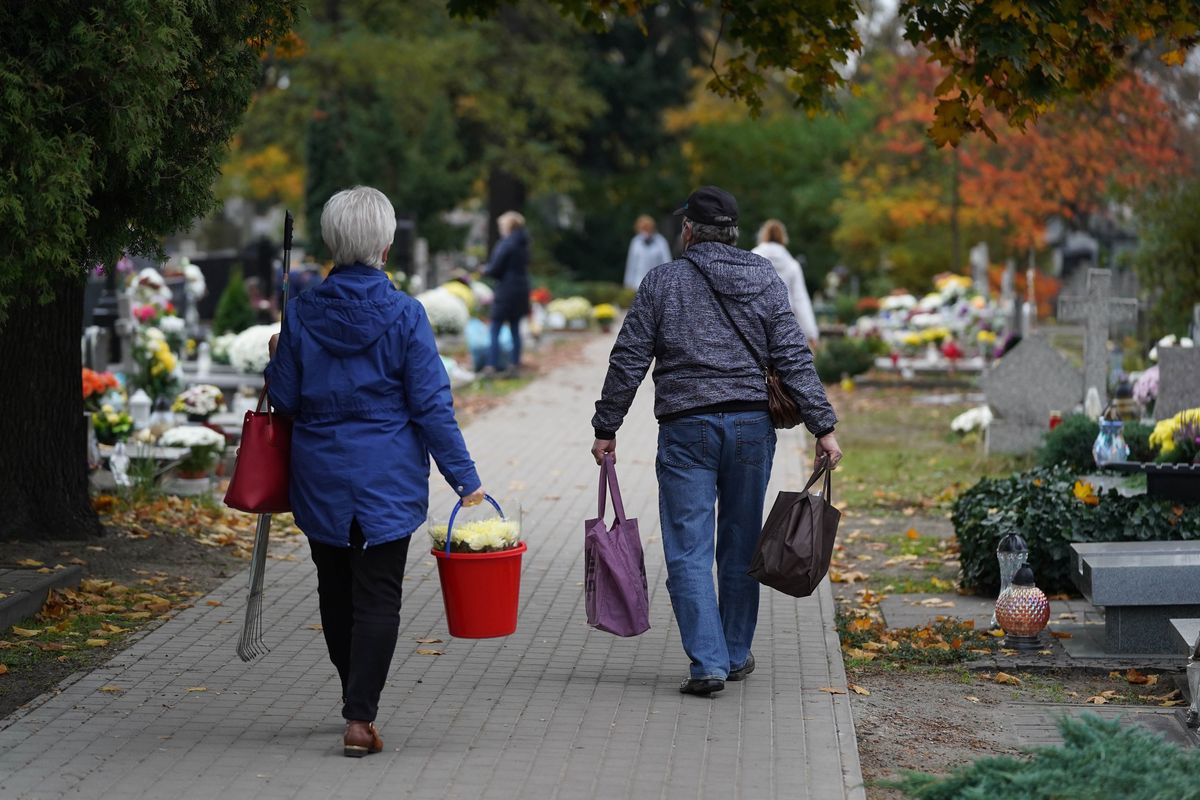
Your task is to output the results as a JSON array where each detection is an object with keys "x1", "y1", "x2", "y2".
[{"x1": 444, "y1": 494, "x2": 506, "y2": 555}]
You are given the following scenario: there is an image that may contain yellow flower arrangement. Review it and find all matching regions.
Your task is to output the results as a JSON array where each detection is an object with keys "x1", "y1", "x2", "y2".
[
  {"x1": 977, "y1": 330, "x2": 998, "y2": 345},
  {"x1": 439, "y1": 281, "x2": 476, "y2": 313},
  {"x1": 1150, "y1": 408, "x2": 1200, "y2": 458},
  {"x1": 935, "y1": 274, "x2": 973, "y2": 292},
  {"x1": 592, "y1": 303, "x2": 617, "y2": 323}
]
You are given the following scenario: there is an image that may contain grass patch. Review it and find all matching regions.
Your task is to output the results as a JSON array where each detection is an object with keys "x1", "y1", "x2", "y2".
[
  {"x1": 873, "y1": 575, "x2": 957, "y2": 594},
  {"x1": 831, "y1": 386, "x2": 1032, "y2": 511},
  {"x1": 837, "y1": 609, "x2": 995, "y2": 665},
  {"x1": 0, "y1": 578, "x2": 195, "y2": 686}
]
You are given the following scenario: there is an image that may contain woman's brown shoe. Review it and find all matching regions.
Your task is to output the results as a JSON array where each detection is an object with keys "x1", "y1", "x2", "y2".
[{"x1": 344, "y1": 721, "x2": 383, "y2": 758}]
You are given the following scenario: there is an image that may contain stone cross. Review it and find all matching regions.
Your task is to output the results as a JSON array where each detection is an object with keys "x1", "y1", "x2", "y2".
[
  {"x1": 1057, "y1": 268, "x2": 1138, "y2": 407},
  {"x1": 969, "y1": 242, "x2": 990, "y2": 299}
]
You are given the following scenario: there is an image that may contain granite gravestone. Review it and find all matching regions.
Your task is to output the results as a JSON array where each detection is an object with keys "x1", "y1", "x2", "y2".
[
  {"x1": 985, "y1": 334, "x2": 1083, "y2": 454},
  {"x1": 1057, "y1": 268, "x2": 1138, "y2": 408},
  {"x1": 1192, "y1": 303, "x2": 1200, "y2": 342},
  {"x1": 1155, "y1": 345, "x2": 1200, "y2": 421}
]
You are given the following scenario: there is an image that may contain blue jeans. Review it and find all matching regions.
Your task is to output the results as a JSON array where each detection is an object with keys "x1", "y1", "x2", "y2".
[
  {"x1": 490, "y1": 316, "x2": 522, "y2": 370},
  {"x1": 656, "y1": 412, "x2": 776, "y2": 680}
]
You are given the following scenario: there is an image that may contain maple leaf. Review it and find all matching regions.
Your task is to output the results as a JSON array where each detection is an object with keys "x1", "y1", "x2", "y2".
[
  {"x1": 994, "y1": 672, "x2": 1022, "y2": 686},
  {"x1": 848, "y1": 684, "x2": 871, "y2": 696}
]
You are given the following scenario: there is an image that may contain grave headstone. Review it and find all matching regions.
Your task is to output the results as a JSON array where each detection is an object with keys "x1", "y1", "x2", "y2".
[
  {"x1": 969, "y1": 242, "x2": 990, "y2": 299},
  {"x1": 1155, "y1": 346, "x2": 1200, "y2": 421},
  {"x1": 984, "y1": 334, "x2": 1083, "y2": 454},
  {"x1": 1191, "y1": 303, "x2": 1200, "y2": 343},
  {"x1": 1057, "y1": 268, "x2": 1138, "y2": 408}
]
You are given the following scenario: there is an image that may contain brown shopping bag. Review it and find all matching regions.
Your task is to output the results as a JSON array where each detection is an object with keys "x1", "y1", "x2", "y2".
[{"x1": 747, "y1": 458, "x2": 840, "y2": 598}]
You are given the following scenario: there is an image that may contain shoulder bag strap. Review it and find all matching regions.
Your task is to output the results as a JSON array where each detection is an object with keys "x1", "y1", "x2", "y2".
[{"x1": 683, "y1": 256, "x2": 766, "y2": 374}]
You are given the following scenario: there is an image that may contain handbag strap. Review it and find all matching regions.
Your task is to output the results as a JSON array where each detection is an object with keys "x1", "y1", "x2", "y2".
[
  {"x1": 597, "y1": 454, "x2": 627, "y2": 523},
  {"x1": 683, "y1": 257, "x2": 766, "y2": 376}
]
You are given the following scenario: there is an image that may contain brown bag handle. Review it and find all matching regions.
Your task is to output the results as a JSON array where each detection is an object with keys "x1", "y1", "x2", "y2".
[{"x1": 803, "y1": 455, "x2": 833, "y2": 504}]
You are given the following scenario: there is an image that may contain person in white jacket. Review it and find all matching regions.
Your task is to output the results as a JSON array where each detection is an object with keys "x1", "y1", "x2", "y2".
[
  {"x1": 624, "y1": 215, "x2": 673, "y2": 290},
  {"x1": 752, "y1": 219, "x2": 819, "y2": 342}
]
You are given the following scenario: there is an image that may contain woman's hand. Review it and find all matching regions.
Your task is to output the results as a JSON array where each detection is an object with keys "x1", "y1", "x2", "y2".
[
  {"x1": 269, "y1": 333, "x2": 279, "y2": 358},
  {"x1": 462, "y1": 488, "x2": 486, "y2": 507}
]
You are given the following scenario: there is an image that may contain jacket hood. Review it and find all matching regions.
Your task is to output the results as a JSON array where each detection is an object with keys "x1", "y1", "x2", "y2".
[
  {"x1": 294, "y1": 263, "x2": 405, "y2": 357},
  {"x1": 682, "y1": 241, "x2": 779, "y2": 302}
]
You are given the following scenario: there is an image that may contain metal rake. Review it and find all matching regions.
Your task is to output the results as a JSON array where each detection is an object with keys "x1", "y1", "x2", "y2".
[{"x1": 236, "y1": 211, "x2": 293, "y2": 663}]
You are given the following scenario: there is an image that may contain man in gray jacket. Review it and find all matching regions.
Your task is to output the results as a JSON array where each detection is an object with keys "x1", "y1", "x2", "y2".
[{"x1": 591, "y1": 185, "x2": 842, "y2": 696}]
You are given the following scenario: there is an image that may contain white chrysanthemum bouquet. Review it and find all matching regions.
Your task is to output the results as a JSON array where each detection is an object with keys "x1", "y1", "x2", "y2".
[{"x1": 429, "y1": 516, "x2": 521, "y2": 554}]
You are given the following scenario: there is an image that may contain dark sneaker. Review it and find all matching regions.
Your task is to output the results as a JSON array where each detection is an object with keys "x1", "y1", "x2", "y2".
[
  {"x1": 679, "y1": 678, "x2": 725, "y2": 696},
  {"x1": 728, "y1": 654, "x2": 756, "y2": 682}
]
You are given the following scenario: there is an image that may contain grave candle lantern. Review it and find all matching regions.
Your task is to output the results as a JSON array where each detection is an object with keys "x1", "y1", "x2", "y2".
[
  {"x1": 1093, "y1": 418, "x2": 1130, "y2": 467},
  {"x1": 991, "y1": 532, "x2": 1029, "y2": 629},
  {"x1": 994, "y1": 564, "x2": 1050, "y2": 651},
  {"x1": 129, "y1": 389, "x2": 152, "y2": 429}
]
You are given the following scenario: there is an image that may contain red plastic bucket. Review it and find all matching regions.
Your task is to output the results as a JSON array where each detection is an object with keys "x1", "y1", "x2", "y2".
[{"x1": 432, "y1": 541, "x2": 526, "y2": 638}]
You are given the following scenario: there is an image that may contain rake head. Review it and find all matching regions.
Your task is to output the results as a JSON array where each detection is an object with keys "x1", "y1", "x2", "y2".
[{"x1": 237, "y1": 513, "x2": 272, "y2": 662}]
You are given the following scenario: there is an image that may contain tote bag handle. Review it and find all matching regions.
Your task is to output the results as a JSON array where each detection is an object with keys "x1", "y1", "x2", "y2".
[{"x1": 597, "y1": 454, "x2": 627, "y2": 523}]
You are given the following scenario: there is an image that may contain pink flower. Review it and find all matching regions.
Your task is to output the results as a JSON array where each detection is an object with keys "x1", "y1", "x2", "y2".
[{"x1": 133, "y1": 305, "x2": 157, "y2": 323}]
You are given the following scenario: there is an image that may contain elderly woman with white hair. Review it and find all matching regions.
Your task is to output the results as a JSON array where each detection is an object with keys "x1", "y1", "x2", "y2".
[{"x1": 266, "y1": 186, "x2": 486, "y2": 757}]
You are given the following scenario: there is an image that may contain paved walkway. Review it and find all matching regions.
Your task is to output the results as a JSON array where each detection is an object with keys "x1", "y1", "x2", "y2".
[{"x1": 0, "y1": 335, "x2": 864, "y2": 799}]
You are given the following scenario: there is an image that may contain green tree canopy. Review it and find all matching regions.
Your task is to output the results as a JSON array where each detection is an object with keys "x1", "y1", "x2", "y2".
[
  {"x1": 451, "y1": 0, "x2": 1200, "y2": 146},
  {"x1": 0, "y1": 1, "x2": 297, "y2": 319}
]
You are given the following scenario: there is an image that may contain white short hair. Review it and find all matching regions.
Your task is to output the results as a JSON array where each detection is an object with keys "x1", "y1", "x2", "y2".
[{"x1": 321, "y1": 186, "x2": 397, "y2": 268}]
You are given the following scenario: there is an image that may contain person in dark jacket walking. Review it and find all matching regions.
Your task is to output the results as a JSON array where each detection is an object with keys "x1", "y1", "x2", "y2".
[
  {"x1": 590, "y1": 186, "x2": 842, "y2": 696},
  {"x1": 484, "y1": 210, "x2": 532, "y2": 374},
  {"x1": 266, "y1": 186, "x2": 486, "y2": 757}
]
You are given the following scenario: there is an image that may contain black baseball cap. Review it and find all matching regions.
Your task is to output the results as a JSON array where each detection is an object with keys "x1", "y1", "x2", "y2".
[{"x1": 673, "y1": 185, "x2": 738, "y2": 226}]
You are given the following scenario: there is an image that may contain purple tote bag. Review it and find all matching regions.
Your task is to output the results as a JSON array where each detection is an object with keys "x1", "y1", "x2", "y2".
[{"x1": 584, "y1": 455, "x2": 651, "y2": 637}]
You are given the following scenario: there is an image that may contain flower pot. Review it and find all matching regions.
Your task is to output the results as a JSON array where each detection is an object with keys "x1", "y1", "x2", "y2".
[
  {"x1": 186, "y1": 413, "x2": 212, "y2": 423},
  {"x1": 432, "y1": 541, "x2": 526, "y2": 638}
]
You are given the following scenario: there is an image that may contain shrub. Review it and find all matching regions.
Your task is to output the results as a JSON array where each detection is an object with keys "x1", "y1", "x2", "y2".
[
  {"x1": 953, "y1": 465, "x2": 1200, "y2": 594},
  {"x1": 813, "y1": 337, "x2": 875, "y2": 383},
  {"x1": 894, "y1": 715, "x2": 1200, "y2": 799},
  {"x1": 213, "y1": 265, "x2": 255, "y2": 335},
  {"x1": 833, "y1": 294, "x2": 860, "y2": 324},
  {"x1": 574, "y1": 281, "x2": 625, "y2": 307},
  {"x1": 1124, "y1": 421, "x2": 1156, "y2": 463},
  {"x1": 1036, "y1": 414, "x2": 1098, "y2": 472}
]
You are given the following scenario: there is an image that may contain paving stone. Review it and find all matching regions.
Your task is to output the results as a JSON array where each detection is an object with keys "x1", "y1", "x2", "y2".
[{"x1": 0, "y1": 336, "x2": 863, "y2": 799}]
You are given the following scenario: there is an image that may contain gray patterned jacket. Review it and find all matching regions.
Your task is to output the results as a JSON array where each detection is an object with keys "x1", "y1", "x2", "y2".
[{"x1": 592, "y1": 241, "x2": 837, "y2": 439}]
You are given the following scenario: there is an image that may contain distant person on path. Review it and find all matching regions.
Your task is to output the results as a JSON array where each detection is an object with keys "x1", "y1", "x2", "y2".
[
  {"x1": 752, "y1": 219, "x2": 819, "y2": 343},
  {"x1": 266, "y1": 186, "x2": 485, "y2": 757},
  {"x1": 624, "y1": 214, "x2": 673, "y2": 290},
  {"x1": 484, "y1": 210, "x2": 532, "y2": 375},
  {"x1": 591, "y1": 185, "x2": 842, "y2": 697}
]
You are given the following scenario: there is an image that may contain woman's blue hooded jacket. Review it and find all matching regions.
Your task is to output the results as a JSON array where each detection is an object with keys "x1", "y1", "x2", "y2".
[{"x1": 265, "y1": 263, "x2": 480, "y2": 548}]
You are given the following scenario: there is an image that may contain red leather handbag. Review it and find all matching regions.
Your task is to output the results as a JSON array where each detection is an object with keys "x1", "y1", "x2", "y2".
[{"x1": 224, "y1": 385, "x2": 292, "y2": 513}]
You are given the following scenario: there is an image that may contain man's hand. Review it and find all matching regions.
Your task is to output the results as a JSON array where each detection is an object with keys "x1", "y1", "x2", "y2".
[
  {"x1": 815, "y1": 433, "x2": 843, "y2": 471},
  {"x1": 462, "y1": 488, "x2": 486, "y2": 507},
  {"x1": 591, "y1": 438, "x2": 616, "y2": 465},
  {"x1": 268, "y1": 333, "x2": 280, "y2": 358}
]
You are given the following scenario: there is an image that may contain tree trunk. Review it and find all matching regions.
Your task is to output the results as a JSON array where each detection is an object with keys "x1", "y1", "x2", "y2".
[
  {"x1": 0, "y1": 279, "x2": 103, "y2": 540},
  {"x1": 487, "y1": 168, "x2": 527, "y2": 252}
]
